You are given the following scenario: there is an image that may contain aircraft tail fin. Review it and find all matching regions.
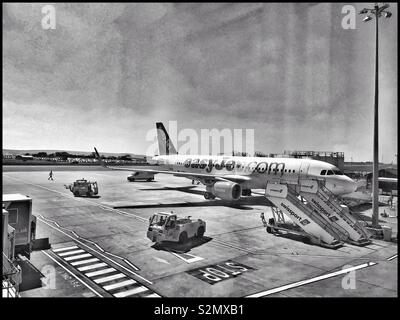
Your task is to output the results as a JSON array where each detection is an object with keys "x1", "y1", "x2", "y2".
[
  {"x1": 94, "y1": 147, "x2": 107, "y2": 167},
  {"x1": 156, "y1": 122, "x2": 177, "y2": 155}
]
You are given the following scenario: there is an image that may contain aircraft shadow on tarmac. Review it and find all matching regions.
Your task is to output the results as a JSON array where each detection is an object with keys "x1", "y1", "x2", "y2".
[
  {"x1": 138, "y1": 185, "x2": 207, "y2": 196},
  {"x1": 350, "y1": 212, "x2": 387, "y2": 224},
  {"x1": 112, "y1": 186, "x2": 272, "y2": 210},
  {"x1": 75, "y1": 195, "x2": 101, "y2": 199},
  {"x1": 350, "y1": 201, "x2": 388, "y2": 211},
  {"x1": 349, "y1": 203, "x2": 389, "y2": 223},
  {"x1": 271, "y1": 232, "x2": 316, "y2": 247},
  {"x1": 114, "y1": 197, "x2": 270, "y2": 211},
  {"x1": 151, "y1": 236, "x2": 212, "y2": 253}
]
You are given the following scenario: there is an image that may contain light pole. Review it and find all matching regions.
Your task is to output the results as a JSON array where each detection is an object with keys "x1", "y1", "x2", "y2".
[{"x1": 359, "y1": 3, "x2": 392, "y2": 228}]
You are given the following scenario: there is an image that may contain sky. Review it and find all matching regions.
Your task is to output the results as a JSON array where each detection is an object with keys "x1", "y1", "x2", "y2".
[{"x1": 3, "y1": 3, "x2": 398, "y2": 162}]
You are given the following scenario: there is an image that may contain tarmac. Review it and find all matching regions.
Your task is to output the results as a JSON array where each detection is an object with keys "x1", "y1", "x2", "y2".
[{"x1": 3, "y1": 165, "x2": 398, "y2": 297}]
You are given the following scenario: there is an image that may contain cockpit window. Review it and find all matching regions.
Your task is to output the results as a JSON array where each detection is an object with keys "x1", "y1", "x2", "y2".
[
  {"x1": 327, "y1": 170, "x2": 334, "y2": 175},
  {"x1": 333, "y1": 170, "x2": 344, "y2": 175},
  {"x1": 150, "y1": 214, "x2": 167, "y2": 226},
  {"x1": 320, "y1": 170, "x2": 326, "y2": 175}
]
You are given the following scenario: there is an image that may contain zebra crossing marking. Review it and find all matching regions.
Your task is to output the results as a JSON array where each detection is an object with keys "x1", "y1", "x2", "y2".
[
  {"x1": 94, "y1": 273, "x2": 126, "y2": 284},
  {"x1": 52, "y1": 244, "x2": 161, "y2": 298},
  {"x1": 53, "y1": 245, "x2": 78, "y2": 252},
  {"x1": 103, "y1": 279, "x2": 136, "y2": 291},
  {"x1": 59, "y1": 249, "x2": 85, "y2": 257},
  {"x1": 113, "y1": 286, "x2": 148, "y2": 298},
  {"x1": 42, "y1": 250, "x2": 103, "y2": 297},
  {"x1": 146, "y1": 293, "x2": 160, "y2": 298},
  {"x1": 77, "y1": 263, "x2": 107, "y2": 272},
  {"x1": 86, "y1": 268, "x2": 116, "y2": 278},
  {"x1": 71, "y1": 258, "x2": 99, "y2": 266},
  {"x1": 65, "y1": 253, "x2": 92, "y2": 261}
]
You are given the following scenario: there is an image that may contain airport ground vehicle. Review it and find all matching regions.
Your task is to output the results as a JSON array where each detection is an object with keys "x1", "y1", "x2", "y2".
[
  {"x1": 127, "y1": 171, "x2": 155, "y2": 182},
  {"x1": 65, "y1": 179, "x2": 98, "y2": 197},
  {"x1": 147, "y1": 212, "x2": 206, "y2": 244}
]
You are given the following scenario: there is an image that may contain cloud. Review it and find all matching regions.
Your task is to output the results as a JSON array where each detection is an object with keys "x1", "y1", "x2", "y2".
[{"x1": 3, "y1": 3, "x2": 397, "y2": 161}]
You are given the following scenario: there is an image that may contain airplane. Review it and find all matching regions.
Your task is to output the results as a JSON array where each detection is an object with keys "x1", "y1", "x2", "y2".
[
  {"x1": 364, "y1": 169, "x2": 398, "y2": 194},
  {"x1": 376, "y1": 177, "x2": 398, "y2": 194},
  {"x1": 94, "y1": 122, "x2": 358, "y2": 201}
]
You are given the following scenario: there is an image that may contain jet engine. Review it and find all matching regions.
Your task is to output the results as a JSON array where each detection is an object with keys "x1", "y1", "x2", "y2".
[{"x1": 208, "y1": 181, "x2": 242, "y2": 201}]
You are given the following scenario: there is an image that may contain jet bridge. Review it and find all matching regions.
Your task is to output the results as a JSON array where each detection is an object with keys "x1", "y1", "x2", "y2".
[{"x1": 264, "y1": 179, "x2": 371, "y2": 248}]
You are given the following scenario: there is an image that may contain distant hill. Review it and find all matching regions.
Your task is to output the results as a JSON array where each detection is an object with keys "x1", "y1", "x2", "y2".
[{"x1": 3, "y1": 149, "x2": 146, "y2": 159}]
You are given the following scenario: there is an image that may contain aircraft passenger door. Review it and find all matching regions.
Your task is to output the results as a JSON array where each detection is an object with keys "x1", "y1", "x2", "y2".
[{"x1": 299, "y1": 162, "x2": 310, "y2": 177}]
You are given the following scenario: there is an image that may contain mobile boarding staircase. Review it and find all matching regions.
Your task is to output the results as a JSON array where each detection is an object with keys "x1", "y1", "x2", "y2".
[{"x1": 262, "y1": 179, "x2": 371, "y2": 249}]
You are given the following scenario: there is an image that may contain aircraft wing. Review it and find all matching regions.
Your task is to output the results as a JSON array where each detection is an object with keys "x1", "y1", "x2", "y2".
[
  {"x1": 94, "y1": 148, "x2": 252, "y2": 184},
  {"x1": 174, "y1": 172, "x2": 252, "y2": 183},
  {"x1": 378, "y1": 177, "x2": 398, "y2": 183}
]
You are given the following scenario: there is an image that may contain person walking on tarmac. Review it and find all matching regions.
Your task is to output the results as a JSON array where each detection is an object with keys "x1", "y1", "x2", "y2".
[{"x1": 48, "y1": 170, "x2": 53, "y2": 181}]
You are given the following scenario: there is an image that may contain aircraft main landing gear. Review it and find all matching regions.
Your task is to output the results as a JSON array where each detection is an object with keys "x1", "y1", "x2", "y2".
[{"x1": 204, "y1": 192, "x2": 216, "y2": 200}]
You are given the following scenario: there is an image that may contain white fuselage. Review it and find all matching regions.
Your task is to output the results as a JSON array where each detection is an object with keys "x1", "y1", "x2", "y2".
[{"x1": 152, "y1": 154, "x2": 357, "y2": 196}]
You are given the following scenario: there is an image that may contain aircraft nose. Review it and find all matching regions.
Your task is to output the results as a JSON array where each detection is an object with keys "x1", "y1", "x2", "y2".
[{"x1": 344, "y1": 178, "x2": 358, "y2": 194}]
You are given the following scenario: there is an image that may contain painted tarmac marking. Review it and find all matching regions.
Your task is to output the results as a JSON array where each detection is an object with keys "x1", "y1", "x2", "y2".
[
  {"x1": 171, "y1": 252, "x2": 204, "y2": 264},
  {"x1": 4, "y1": 175, "x2": 143, "y2": 272},
  {"x1": 58, "y1": 249, "x2": 85, "y2": 257},
  {"x1": 187, "y1": 260, "x2": 255, "y2": 285},
  {"x1": 103, "y1": 279, "x2": 136, "y2": 291},
  {"x1": 94, "y1": 273, "x2": 126, "y2": 284},
  {"x1": 3, "y1": 175, "x2": 148, "y2": 223},
  {"x1": 42, "y1": 250, "x2": 103, "y2": 297},
  {"x1": 212, "y1": 239, "x2": 256, "y2": 254},
  {"x1": 53, "y1": 245, "x2": 79, "y2": 252},
  {"x1": 77, "y1": 263, "x2": 107, "y2": 272},
  {"x1": 39, "y1": 217, "x2": 148, "y2": 283},
  {"x1": 39, "y1": 215, "x2": 140, "y2": 271},
  {"x1": 153, "y1": 257, "x2": 170, "y2": 264},
  {"x1": 146, "y1": 293, "x2": 161, "y2": 298},
  {"x1": 387, "y1": 254, "x2": 397, "y2": 261},
  {"x1": 7, "y1": 175, "x2": 200, "y2": 268},
  {"x1": 113, "y1": 286, "x2": 148, "y2": 298},
  {"x1": 64, "y1": 253, "x2": 92, "y2": 261},
  {"x1": 365, "y1": 244, "x2": 384, "y2": 250},
  {"x1": 71, "y1": 258, "x2": 100, "y2": 266},
  {"x1": 86, "y1": 268, "x2": 116, "y2": 278},
  {"x1": 3, "y1": 282, "x2": 18, "y2": 298},
  {"x1": 52, "y1": 245, "x2": 161, "y2": 297},
  {"x1": 245, "y1": 261, "x2": 377, "y2": 298},
  {"x1": 37, "y1": 214, "x2": 140, "y2": 272}
]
